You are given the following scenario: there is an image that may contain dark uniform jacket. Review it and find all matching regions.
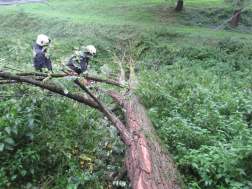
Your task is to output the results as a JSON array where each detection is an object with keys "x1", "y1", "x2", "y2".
[
  {"x1": 66, "y1": 54, "x2": 89, "y2": 75},
  {"x1": 33, "y1": 43, "x2": 52, "y2": 72}
]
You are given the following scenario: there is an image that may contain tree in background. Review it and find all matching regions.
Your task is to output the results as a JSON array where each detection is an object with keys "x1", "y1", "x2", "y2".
[
  {"x1": 166, "y1": 0, "x2": 184, "y2": 12},
  {"x1": 224, "y1": 0, "x2": 251, "y2": 27}
]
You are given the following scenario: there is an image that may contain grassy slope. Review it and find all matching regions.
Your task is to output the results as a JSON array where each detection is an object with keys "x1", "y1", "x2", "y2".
[
  {"x1": 0, "y1": 0, "x2": 251, "y2": 39},
  {"x1": 0, "y1": 0, "x2": 251, "y2": 76}
]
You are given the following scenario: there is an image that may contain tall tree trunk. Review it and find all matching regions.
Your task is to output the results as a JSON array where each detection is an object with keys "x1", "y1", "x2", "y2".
[
  {"x1": 231, "y1": 9, "x2": 242, "y2": 27},
  {"x1": 176, "y1": 0, "x2": 183, "y2": 12},
  {"x1": 123, "y1": 97, "x2": 186, "y2": 189}
]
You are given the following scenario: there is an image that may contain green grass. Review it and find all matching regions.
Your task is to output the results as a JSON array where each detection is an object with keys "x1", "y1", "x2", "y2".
[{"x1": 0, "y1": 0, "x2": 251, "y2": 39}]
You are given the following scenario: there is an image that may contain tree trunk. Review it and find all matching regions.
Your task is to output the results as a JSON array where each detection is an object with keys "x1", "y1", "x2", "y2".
[
  {"x1": 123, "y1": 97, "x2": 186, "y2": 189},
  {"x1": 176, "y1": 0, "x2": 183, "y2": 12},
  {"x1": 231, "y1": 9, "x2": 242, "y2": 27}
]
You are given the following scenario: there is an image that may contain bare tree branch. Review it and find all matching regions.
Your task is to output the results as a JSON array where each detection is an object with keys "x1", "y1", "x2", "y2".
[
  {"x1": 87, "y1": 76, "x2": 123, "y2": 88},
  {"x1": 13, "y1": 72, "x2": 123, "y2": 87},
  {"x1": 16, "y1": 72, "x2": 65, "y2": 77},
  {"x1": 0, "y1": 80, "x2": 20, "y2": 84},
  {"x1": 0, "y1": 95, "x2": 23, "y2": 97},
  {"x1": 0, "y1": 94, "x2": 62, "y2": 97},
  {"x1": 74, "y1": 78, "x2": 133, "y2": 146},
  {"x1": 0, "y1": 72, "x2": 102, "y2": 111}
]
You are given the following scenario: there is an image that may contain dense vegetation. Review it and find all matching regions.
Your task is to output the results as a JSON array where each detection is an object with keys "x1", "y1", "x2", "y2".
[{"x1": 0, "y1": 0, "x2": 252, "y2": 188}]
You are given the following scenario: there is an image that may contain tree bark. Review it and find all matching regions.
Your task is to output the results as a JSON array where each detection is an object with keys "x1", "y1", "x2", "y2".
[
  {"x1": 122, "y1": 97, "x2": 186, "y2": 189},
  {"x1": 107, "y1": 90, "x2": 186, "y2": 188},
  {"x1": 0, "y1": 80, "x2": 20, "y2": 84},
  {"x1": 176, "y1": 0, "x2": 183, "y2": 12},
  {"x1": 231, "y1": 9, "x2": 242, "y2": 27}
]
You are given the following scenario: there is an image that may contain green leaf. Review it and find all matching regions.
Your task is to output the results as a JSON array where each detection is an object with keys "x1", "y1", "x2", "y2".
[
  {"x1": 20, "y1": 170, "x2": 27, "y2": 177},
  {"x1": 26, "y1": 132, "x2": 34, "y2": 140},
  {"x1": 11, "y1": 175, "x2": 17, "y2": 181},
  {"x1": 0, "y1": 143, "x2": 4, "y2": 152},
  {"x1": 84, "y1": 175, "x2": 90, "y2": 181},
  {"x1": 29, "y1": 118, "x2": 34, "y2": 126},
  {"x1": 232, "y1": 182, "x2": 245, "y2": 187},
  {"x1": 80, "y1": 154, "x2": 91, "y2": 161},
  {"x1": 225, "y1": 177, "x2": 230, "y2": 184},
  {"x1": 5, "y1": 126, "x2": 11, "y2": 135},
  {"x1": 205, "y1": 180, "x2": 209, "y2": 186},
  {"x1": 5, "y1": 152, "x2": 10, "y2": 160},
  {"x1": 35, "y1": 154, "x2": 40, "y2": 161},
  {"x1": 26, "y1": 182, "x2": 32, "y2": 188},
  {"x1": 248, "y1": 181, "x2": 252, "y2": 187},
  {"x1": 29, "y1": 168, "x2": 34, "y2": 175},
  {"x1": 4, "y1": 137, "x2": 14, "y2": 144},
  {"x1": 12, "y1": 127, "x2": 18, "y2": 135},
  {"x1": 95, "y1": 171, "x2": 105, "y2": 177},
  {"x1": 215, "y1": 174, "x2": 222, "y2": 179},
  {"x1": 5, "y1": 144, "x2": 13, "y2": 151},
  {"x1": 192, "y1": 163, "x2": 198, "y2": 169}
]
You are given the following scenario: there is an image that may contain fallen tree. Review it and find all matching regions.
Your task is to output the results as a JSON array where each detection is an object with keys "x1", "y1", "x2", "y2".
[{"x1": 0, "y1": 61, "x2": 187, "y2": 188}]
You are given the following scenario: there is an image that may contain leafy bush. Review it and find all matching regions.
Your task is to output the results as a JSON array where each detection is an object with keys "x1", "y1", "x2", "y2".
[
  {"x1": 136, "y1": 67, "x2": 252, "y2": 188},
  {"x1": 0, "y1": 86, "x2": 127, "y2": 188}
]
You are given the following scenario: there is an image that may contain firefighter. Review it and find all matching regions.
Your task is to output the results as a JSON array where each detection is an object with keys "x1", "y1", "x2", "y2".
[
  {"x1": 66, "y1": 45, "x2": 96, "y2": 82},
  {"x1": 33, "y1": 34, "x2": 53, "y2": 72}
]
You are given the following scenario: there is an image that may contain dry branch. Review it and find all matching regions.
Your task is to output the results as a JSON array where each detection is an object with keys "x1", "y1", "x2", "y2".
[
  {"x1": 0, "y1": 80, "x2": 20, "y2": 84},
  {"x1": 14, "y1": 72, "x2": 123, "y2": 87},
  {"x1": 0, "y1": 72, "x2": 102, "y2": 111},
  {"x1": 74, "y1": 78, "x2": 133, "y2": 146}
]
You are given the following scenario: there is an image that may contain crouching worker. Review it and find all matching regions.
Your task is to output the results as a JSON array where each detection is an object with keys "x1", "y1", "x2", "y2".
[
  {"x1": 33, "y1": 34, "x2": 53, "y2": 73},
  {"x1": 66, "y1": 45, "x2": 96, "y2": 82}
]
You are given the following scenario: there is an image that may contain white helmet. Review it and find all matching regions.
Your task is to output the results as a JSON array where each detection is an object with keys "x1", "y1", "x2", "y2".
[
  {"x1": 36, "y1": 34, "x2": 51, "y2": 46},
  {"x1": 85, "y1": 45, "x2": 96, "y2": 55}
]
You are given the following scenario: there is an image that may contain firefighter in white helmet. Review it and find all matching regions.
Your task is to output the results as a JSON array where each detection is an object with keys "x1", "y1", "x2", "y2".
[
  {"x1": 66, "y1": 45, "x2": 96, "y2": 82},
  {"x1": 33, "y1": 34, "x2": 53, "y2": 72}
]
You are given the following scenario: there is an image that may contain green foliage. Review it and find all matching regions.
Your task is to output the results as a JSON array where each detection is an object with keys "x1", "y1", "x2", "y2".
[
  {"x1": 0, "y1": 98, "x2": 42, "y2": 188},
  {"x1": 136, "y1": 61, "x2": 252, "y2": 188},
  {"x1": 223, "y1": 0, "x2": 252, "y2": 9},
  {"x1": 172, "y1": 6, "x2": 252, "y2": 34},
  {"x1": 0, "y1": 90, "x2": 127, "y2": 188}
]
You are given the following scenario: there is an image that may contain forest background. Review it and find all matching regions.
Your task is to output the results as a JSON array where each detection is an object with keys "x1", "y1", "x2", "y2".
[{"x1": 0, "y1": 0, "x2": 252, "y2": 188}]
